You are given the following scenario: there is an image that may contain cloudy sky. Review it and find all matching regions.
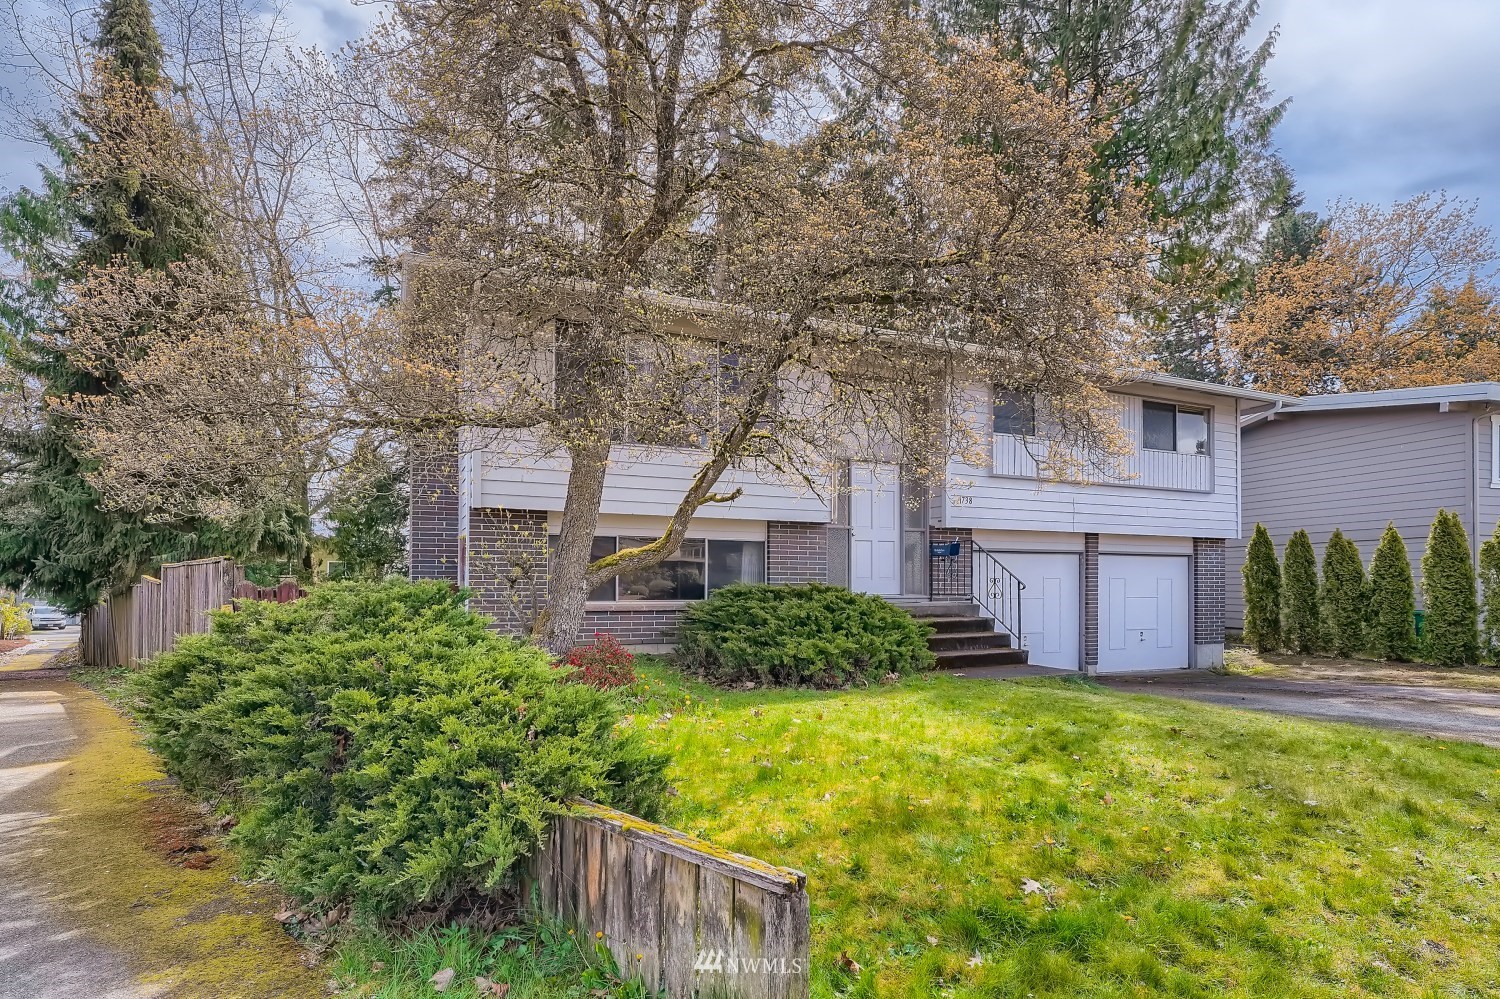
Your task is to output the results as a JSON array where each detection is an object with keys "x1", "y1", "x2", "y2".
[
  {"x1": 3, "y1": 0, "x2": 1499, "y2": 237},
  {"x1": 1251, "y1": 0, "x2": 1500, "y2": 233}
]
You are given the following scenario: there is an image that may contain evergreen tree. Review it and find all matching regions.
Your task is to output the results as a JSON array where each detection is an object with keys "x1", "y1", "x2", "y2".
[
  {"x1": 328, "y1": 446, "x2": 408, "y2": 579},
  {"x1": 938, "y1": 0, "x2": 1288, "y2": 380},
  {"x1": 1421, "y1": 509, "x2": 1479, "y2": 666},
  {"x1": 1368, "y1": 523, "x2": 1418, "y2": 662},
  {"x1": 1321, "y1": 529, "x2": 1367, "y2": 657},
  {"x1": 1280, "y1": 528, "x2": 1320, "y2": 653},
  {"x1": 1479, "y1": 522, "x2": 1500, "y2": 661},
  {"x1": 0, "y1": 0, "x2": 237, "y2": 612},
  {"x1": 1242, "y1": 522, "x2": 1281, "y2": 652}
]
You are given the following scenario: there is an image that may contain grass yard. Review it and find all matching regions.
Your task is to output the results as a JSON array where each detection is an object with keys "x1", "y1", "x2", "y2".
[
  {"x1": 1222, "y1": 647, "x2": 1500, "y2": 693},
  {"x1": 629, "y1": 659, "x2": 1500, "y2": 998}
]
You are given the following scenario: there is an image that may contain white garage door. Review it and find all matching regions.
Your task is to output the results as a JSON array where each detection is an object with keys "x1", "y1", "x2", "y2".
[
  {"x1": 980, "y1": 553, "x2": 1081, "y2": 670},
  {"x1": 1099, "y1": 555, "x2": 1190, "y2": 672}
]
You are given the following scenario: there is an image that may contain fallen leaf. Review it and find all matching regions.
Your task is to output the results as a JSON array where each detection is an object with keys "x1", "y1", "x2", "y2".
[
  {"x1": 430, "y1": 968, "x2": 455, "y2": 992},
  {"x1": 274, "y1": 909, "x2": 298, "y2": 924},
  {"x1": 1021, "y1": 879, "x2": 1044, "y2": 895},
  {"x1": 967, "y1": 951, "x2": 984, "y2": 968},
  {"x1": 925, "y1": 935, "x2": 939, "y2": 945}
]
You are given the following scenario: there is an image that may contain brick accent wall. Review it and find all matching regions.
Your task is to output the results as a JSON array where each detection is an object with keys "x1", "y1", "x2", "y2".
[
  {"x1": 408, "y1": 432, "x2": 461, "y2": 582},
  {"x1": 767, "y1": 522, "x2": 830, "y2": 584},
  {"x1": 1083, "y1": 534, "x2": 1100, "y2": 672},
  {"x1": 467, "y1": 508, "x2": 550, "y2": 632},
  {"x1": 927, "y1": 527, "x2": 974, "y2": 600},
  {"x1": 580, "y1": 607, "x2": 686, "y2": 647},
  {"x1": 1192, "y1": 537, "x2": 1227, "y2": 646}
]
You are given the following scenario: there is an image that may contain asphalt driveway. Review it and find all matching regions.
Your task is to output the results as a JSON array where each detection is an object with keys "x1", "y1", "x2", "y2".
[{"x1": 1100, "y1": 671, "x2": 1500, "y2": 748}]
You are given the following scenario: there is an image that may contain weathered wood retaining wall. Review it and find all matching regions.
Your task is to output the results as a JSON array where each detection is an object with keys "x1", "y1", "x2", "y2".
[{"x1": 525, "y1": 801, "x2": 810, "y2": 999}]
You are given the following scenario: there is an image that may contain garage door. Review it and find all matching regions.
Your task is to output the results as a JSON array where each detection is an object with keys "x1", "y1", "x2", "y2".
[
  {"x1": 1099, "y1": 555, "x2": 1190, "y2": 672},
  {"x1": 980, "y1": 553, "x2": 1081, "y2": 669}
]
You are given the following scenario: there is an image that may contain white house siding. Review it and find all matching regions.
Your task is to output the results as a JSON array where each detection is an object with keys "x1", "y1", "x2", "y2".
[
  {"x1": 944, "y1": 386, "x2": 1241, "y2": 539},
  {"x1": 1228, "y1": 408, "x2": 1475, "y2": 627},
  {"x1": 470, "y1": 433, "x2": 831, "y2": 523}
]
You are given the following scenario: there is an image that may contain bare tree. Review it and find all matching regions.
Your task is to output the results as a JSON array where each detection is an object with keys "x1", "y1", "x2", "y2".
[{"x1": 349, "y1": 2, "x2": 1148, "y2": 648}]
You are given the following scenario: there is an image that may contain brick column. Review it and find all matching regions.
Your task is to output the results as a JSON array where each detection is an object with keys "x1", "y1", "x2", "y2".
[
  {"x1": 1083, "y1": 534, "x2": 1099, "y2": 674},
  {"x1": 467, "y1": 509, "x2": 550, "y2": 633},
  {"x1": 408, "y1": 432, "x2": 461, "y2": 582},
  {"x1": 1192, "y1": 537, "x2": 1226, "y2": 668},
  {"x1": 927, "y1": 527, "x2": 974, "y2": 600},
  {"x1": 767, "y1": 522, "x2": 830, "y2": 584}
]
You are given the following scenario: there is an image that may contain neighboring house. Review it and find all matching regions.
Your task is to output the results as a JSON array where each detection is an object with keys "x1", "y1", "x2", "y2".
[
  {"x1": 409, "y1": 320, "x2": 1281, "y2": 674},
  {"x1": 1229, "y1": 382, "x2": 1500, "y2": 628}
]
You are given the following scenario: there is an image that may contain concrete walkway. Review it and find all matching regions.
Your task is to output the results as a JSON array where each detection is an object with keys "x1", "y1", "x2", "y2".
[
  {"x1": 1100, "y1": 670, "x2": 1500, "y2": 749},
  {"x1": 0, "y1": 648, "x2": 326, "y2": 999}
]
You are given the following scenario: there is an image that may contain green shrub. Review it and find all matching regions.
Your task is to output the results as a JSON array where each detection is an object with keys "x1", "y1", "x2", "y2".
[
  {"x1": 1242, "y1": 524, "x2": 1281, "y2": 653},
  {"x1": 1368, "y1": 523, "x2": 1418, "y2": 661},
  {"x1": 1421, "y1": 509, "x2": 1479, "y2": 666},
  {"x1": 677, "y1": 583, "x2": 935, "y2": 687},
  {"x1": 1320, "y1": 529, "x2": 1367, "y2": 657},
  {"x1": 1479, "y1": 521, "x2": 1500, "y2": 661},
  {"x1": 132, "y1": 580, "x2": 668, "y2": 918},
  {"x1": 1280, "y1": 529, "x2": 1320, "y2": 654}
]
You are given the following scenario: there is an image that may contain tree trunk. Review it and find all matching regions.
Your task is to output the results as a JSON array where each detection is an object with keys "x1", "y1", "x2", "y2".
[{"x1": 539, "y1": 437, "x2": 612, "y2": 653}]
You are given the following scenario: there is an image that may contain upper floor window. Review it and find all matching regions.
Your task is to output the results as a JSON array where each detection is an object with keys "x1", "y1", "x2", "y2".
[
  {"x1": 993, "y1": 389, "x2": 1036, "y2": 436},
  {"x1": 1142, "y1": 401, "x2": 1209, "y2": 455}
]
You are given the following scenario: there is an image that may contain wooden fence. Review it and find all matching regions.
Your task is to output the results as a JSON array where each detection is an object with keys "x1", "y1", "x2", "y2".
[
  {"x1": 525, "y1": 801, "x2": 810, "y2": 999},
  {"x1": 80, "y1": 558, "x2": 303, "y2": 668}
]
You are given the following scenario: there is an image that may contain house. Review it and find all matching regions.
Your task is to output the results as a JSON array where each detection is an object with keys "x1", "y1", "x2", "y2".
[
  {"x1": 408, "y1": 319, "x2": 1283, "y2": 674},
  {"x1": 1229, "y1": 382, "x2": 1500, "y2": 628}
]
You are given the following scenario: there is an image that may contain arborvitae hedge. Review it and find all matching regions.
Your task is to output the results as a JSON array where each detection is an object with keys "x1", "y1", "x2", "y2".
[
  {"x1": 1242, "y1": 523, "x2": 1281, "y2": 653},
  {"x1": 1421, "y1": 509, "x2": 1479, "y2": 666},
  {"x1": 1368, "y1": 523, "x2": 1418, "y2": 661},
  {"x1": 1479, "y1": 522, "x2": 1500, "y2": 661},
  {"x1": 1321, "y1": 529, "x2": 1367, "y2": 657},
  {"x1": 1281, "y1": 529, "x2": 1321, "y2": 654},
  {"x1": 132, "y1": 581, "x2": 669, "y2": 918}
]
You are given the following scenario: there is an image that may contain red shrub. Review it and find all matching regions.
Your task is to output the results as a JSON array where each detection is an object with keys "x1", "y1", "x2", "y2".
[{"x1": 557, "y1": 634, "x2": 637, "y2": 690}]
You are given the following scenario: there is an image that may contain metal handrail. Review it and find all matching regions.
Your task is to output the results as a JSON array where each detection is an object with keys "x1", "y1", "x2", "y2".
[
  {"x1": 972, "y1": 541, "x2": 1025, "y2": 647},
  {"x1": 926, "y1": 539, "x2": 1025, "y2": 647}
]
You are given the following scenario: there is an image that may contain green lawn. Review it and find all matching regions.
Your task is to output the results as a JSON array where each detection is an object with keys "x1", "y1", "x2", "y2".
[{"x1": 629, "y1": 660, "x2": 1500, "y2": 998}]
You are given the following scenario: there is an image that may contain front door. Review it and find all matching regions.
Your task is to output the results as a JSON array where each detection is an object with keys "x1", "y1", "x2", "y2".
[{"x1": 849, "y1": 463, "x2": 902, "y2": 595}]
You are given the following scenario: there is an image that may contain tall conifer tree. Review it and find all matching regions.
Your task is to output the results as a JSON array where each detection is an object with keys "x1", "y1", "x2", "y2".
[{"x1": 0, "y1": 0, "x2": 220, "y2": 611}]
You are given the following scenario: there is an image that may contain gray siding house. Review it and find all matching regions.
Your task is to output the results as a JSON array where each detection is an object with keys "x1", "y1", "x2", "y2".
[{"x1": 1229, "y1": 383, "x2": 1500, "y2": 627}]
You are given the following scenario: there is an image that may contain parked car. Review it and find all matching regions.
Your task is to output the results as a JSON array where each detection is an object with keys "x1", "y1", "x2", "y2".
[{"x1": 26, "y1": 602, "x2": 68, "y2": 630}]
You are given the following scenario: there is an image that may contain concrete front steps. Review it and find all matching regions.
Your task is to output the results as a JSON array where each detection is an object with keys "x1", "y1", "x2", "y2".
[{"x1": 887, "y1": 598, "x2": 1030, "y2": 669}]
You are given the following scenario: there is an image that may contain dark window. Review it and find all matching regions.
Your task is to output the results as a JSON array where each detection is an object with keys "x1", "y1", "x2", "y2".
[
  {"x1": 993, "y1": 389, "x2": 1036, "y2": 436},
  {"x1": 549, "y1": 535, "x2": 619, "y2": 601},
  {"x1": 1141, "y1": 401, "x2": 1177, "y2": 452},
  {"x1": 616, "y1": 537, "x2": 706, "y2": 601},
  {"x1": 1142, "y1": 401, "x2": 1209, "y2": 455},
  {"x1": 707, "y1": 540, "x2": 766, "y2": 592},
  {"x1": 555, "y1": 534, "x2": 766, "y2": 602}
]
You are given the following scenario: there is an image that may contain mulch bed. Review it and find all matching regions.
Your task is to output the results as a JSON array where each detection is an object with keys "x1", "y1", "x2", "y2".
[{"x1": 0, "y1": 638, "x2": 32, "y2": 654}]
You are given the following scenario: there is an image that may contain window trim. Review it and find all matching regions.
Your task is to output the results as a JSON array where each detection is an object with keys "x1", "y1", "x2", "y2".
[
  {"x1": 1141, "y1": 399, "x2": 1211, "y2": 456},
  {"x1": 1491, "y1": 414, "x2": 1500, "y2": 487}
]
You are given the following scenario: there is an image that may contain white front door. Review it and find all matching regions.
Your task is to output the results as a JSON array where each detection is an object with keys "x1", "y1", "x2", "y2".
[
  {"x1": 849, "y1": 463, "x2": 902, "y2": 595},
  {"x1": 982, "y1": 552, "x2": 1081, "y2": 669},
  {"x1": 1098, "y1": 555, "x2": 1190, "y2": 672}
]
